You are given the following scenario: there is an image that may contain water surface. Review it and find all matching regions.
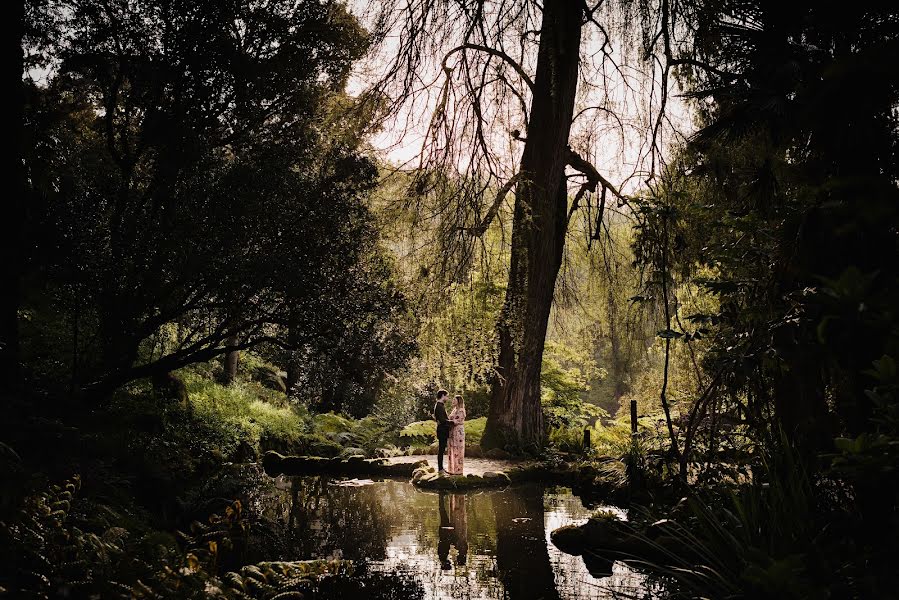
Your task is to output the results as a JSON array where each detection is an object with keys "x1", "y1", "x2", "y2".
[{"x1": 254, "y1": 476, "x2": 655, "y2": 599}]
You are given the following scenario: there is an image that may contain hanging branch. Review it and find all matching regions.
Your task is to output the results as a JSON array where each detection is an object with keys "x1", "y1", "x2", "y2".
[
  {"x1": 461, "y1": 172, "x2": 523, "y2": 237},
  {"x1": 679, "y1": 369, "x2": 725, "y2": 478},
  {"x1": 658, "y1": 209, "x2": 682, "y2": 466}
]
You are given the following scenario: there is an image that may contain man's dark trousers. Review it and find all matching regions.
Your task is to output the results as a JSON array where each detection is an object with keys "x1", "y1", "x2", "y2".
[{"x1": 437, "y1": 429, "x2": 449, "y2": 471}]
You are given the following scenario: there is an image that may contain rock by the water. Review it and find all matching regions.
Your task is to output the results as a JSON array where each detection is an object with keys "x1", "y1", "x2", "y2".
[
  {"x1": 263, "y1": 451, "x2": 426, "y2": 478},
  {"x1": 550, "y1": 510, "x2": 643, "y2": 561},
  {"x1": 339, "y1": 447, "x2": 368, "y2": 459},
  {"x1": 412, "y1": 470, "x2": 511, "y2": 490},
  {"x1": 550, "y1": 525, "x2": 587, "y2": 555},
  {"x1": 583, "y1": 513, "x2": 622, "y2": 547},
  {"x1": 412, "y1": 465, "x2": 436, "y2": 482},
  {"x1": 582, "y1": 551, "x2": 615, "y2": 577},
  {"x1": 262, "y1": 451, "x2": 287, "y2": 475},
  {"x1": 482, "y1": 471, "x2": 512, "y2": 484}
]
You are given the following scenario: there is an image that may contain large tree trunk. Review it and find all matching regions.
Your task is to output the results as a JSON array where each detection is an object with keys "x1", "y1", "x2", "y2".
[{"x1": 481, "y1": 0, "x2": 582, "y2": 451}]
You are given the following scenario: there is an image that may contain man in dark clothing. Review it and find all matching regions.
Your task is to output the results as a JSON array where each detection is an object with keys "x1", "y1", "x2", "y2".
[{"x1": 434, "y1": 389, "x2": 451, "y2": 473}]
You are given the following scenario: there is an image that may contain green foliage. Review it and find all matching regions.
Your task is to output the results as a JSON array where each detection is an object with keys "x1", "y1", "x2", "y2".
[
  {"x1": 541, "y1": 354, "x2": 589, "y2": 407},
  {"x1": 540, "y1": 347, "x2": 607, "y2": 456},
  {"x1": 464, "y1": 417, "x2": 487, "y2": 446},
  {"x1": 635, "y1": 0, "x2": 899, "y2": 468},
  {"x1": 399, "y1": 420, "x2": 438, "y2": 445},
  {"x1": 279, "y1": 247, "x2": 417, "y2": 417},
  {"x1": 345, "y1": 417, "x2": 393, "y2": 455},
  {"x1": 0, "y1": 474, "x2": 178, "y2": 598},
  {"x1": 0, "y1": 475, "x2": 355, "y2": 599},
  {"x1": 541, "y1": 347, "x2": 609, "y2": 454},
  {"x1": 311, "y1": 413, "x2": 355, "y2": 436},
  {"x1": 623, "y1": 438, "x2": 875, "y2": 599},
  {"x1": 22, "y1": 0, "x2": 411, "y2": 400},
  {"x1": 591, "y1": 420, "x2": 637, "y2": 456},
  {"x1": 185, "y1": 373, "x2": 308, "y2": 454}
]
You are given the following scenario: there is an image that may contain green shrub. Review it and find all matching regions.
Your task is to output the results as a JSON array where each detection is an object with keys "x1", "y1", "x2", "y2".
[
  {"x1": 312, "y1": 412, "x2": 355, "y2": 436},
  {"x1": 459, "y1": 387, "x2": 490, "y2": 419},
  {"x1": 547, "y1": 425, "x2": 589, "y2": 453},
  {"x1": 398, "y1": 416, "x2": 486, "y2": 449},
  {"x1": 181, "y1": 371, "x2": 308, "y2": 456},
  {"x1": 591, "y1": 420, "x2": 634, "y2": 456},
  {"x1": 463, "y1": 416, "x2": 487, "y2": 446},
  {"x1": 0, "y1": 475, "x2": 353, "y2": 598},
  {"x1": 399, "y1": 420, "x2": 437, "y2": 445},
  {"x1": 348, "y1": 416, "x2": 392, "y2": 453}
]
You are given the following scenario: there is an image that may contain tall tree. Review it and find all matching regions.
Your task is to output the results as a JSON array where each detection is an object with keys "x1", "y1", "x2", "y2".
[
  {"x1": 482, "y1": 1, "x2": 583, "y2": 449},
  {"x1": 22, "y1": 0, "x2": 403, "y2": 398},
  {"x1": 364, "y1": 0, "x2": 662, "y2": 449}
]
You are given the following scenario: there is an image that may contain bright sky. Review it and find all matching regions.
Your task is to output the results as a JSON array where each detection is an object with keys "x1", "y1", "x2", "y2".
[{"x1": 347, "y1": 2, "x2": 696, "y2": 198}]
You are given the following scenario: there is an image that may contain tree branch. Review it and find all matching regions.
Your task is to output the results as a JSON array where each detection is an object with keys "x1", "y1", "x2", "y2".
[
  {"x1": 462, "y1": 172, "x2": 522, "y2": 237},
  {"x1": 442, "y1": 43, "x2": 534, "y2": 92},
  {"x1": 565, "y1": 147, "x2": 629, "y2": 205}
]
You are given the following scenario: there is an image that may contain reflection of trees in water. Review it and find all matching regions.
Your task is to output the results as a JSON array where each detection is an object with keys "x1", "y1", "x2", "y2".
[
  {"x1": 493, "y1": 483, "x2": 561, "y2": 600},
  {"x1": 259, "y1": 476, "x2": 395, "y2": 561},
  {"x1": 250, "y1": 477, "x2": 648, "y2": 599}
]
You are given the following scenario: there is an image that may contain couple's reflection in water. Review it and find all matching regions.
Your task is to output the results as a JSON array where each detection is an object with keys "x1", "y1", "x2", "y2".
[
  {"x1": 437, "y1": 492, "x2": 468, "y2": 570},
  {"x1": 433, "y1": 487, "x2": 560, "y2": 600}
]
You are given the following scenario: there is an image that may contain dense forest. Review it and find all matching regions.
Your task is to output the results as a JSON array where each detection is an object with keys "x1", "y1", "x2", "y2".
[{"x1": 2, "y1": 1, "x2": 897, "y2": 598}]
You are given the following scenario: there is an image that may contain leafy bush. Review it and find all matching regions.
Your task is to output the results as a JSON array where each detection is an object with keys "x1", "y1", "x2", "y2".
[
  {"x1": 399, "y1": 420, "x2": 437, "y2": 445},
  {"x1": 398, "y1": 416, "x2": 486, "y2": 449},
  {"x1": 463, "y1": 416, "x2": 487, "y2": 446},
  {"x1": 541, "y1": 351, "x2": 606, "y2": 429},
  {"x1": 591, "y1": 420, "x2": 636, "y2": 456},
  {"x1": 459, "y1": 387, "x2": 490, "y2": 420},
  {"x1": 0, "y1": 475, "x2": 354, "y2": 599},
  {"x1": 183, "y1": 371, "x2": 309, "y2": 455},
  {"x1": 547, "y1": 425, "x2": 589, "y2": 454},
  {"x1": 346, "y1": 416, "x2": 392, "y2": 454},
  {"x1": 311, "y1": 413, "x2": 356, "y2": 436}
]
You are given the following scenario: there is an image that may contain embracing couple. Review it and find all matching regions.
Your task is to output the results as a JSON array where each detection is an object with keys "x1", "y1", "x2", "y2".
[{"x1": 433, "y1": 389, "x2": 466, "y2": 475}]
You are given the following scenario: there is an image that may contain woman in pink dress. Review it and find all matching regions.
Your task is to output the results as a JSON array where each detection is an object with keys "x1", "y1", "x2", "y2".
[{"x1": 446, "y1": 395, "x2": 466, "y2": 475}]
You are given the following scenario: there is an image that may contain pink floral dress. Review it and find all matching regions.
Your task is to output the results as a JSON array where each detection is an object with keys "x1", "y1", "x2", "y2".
[{"x1": 447, "y1": 407, "x2": 466, "y2": 475}]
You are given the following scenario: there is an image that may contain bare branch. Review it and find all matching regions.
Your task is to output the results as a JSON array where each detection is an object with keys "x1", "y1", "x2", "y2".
[
  {"x1": 463, "y1": 172, "x2": 522, "y2": 237},
  {"x1": 442, "y1": 43, "x2": 535, "y2": 92}
]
